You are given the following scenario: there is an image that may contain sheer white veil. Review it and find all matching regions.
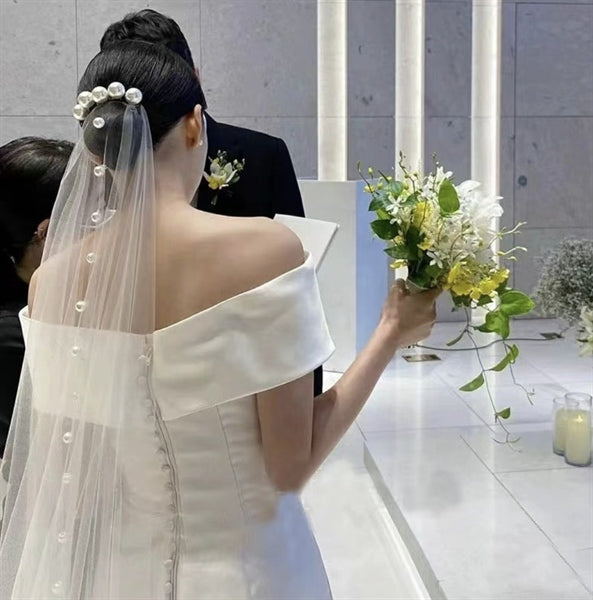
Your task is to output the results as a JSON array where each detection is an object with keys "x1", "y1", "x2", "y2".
[{"x1": 0, "y1": 66, "x2": 207, "y2": 598}]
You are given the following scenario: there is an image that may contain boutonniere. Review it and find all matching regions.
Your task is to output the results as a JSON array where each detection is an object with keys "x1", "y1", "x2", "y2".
[{"x1": 203, "y1": 150, "x2": 246, "y2": 206}]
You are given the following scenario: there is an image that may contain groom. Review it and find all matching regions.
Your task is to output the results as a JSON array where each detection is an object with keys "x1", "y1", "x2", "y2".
[{"x1": 100, "y1": 10, "x2": 323, "y2": 396}]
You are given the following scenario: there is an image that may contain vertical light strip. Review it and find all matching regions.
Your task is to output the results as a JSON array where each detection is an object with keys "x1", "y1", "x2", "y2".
[
  {"x1": 318, "y1": 0, "x2": 347, "y2": 181},
  {"x1": 394, "y1": 0, "x2": 425, "y2": 281},
  {"x1": 395, "y1": 0, "x2": 425, "y2": 175},
  {"x1": 471, "y1": 0, "x2": 501, "y2": 200},
  {"x1": 471, "y1": 0, "x2": 502, "y2": 322}
]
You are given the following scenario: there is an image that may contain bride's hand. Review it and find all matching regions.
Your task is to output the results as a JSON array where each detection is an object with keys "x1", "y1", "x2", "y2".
[{"x1": 379, "y1": 279, "x2": 440, "y2": 348}]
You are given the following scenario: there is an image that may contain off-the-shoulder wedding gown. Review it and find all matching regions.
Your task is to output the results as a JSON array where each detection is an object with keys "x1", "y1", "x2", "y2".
[{"x1": 17, "y1": 253, "x2": 335, "y2": 600}]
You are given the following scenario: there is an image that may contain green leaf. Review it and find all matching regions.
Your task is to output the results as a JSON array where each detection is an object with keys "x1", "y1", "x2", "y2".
[
  {"x1": 405, "y1": 226, "x2": 424, "y2": 259},
  {"x1": 408, "y1": 272, "x2": 430, "y2": 288},
  {"x1": 496, "y1": 407, "x2": 511, "y2": 420},
  {"x1": 425, "y1": 263, "x2": 443, "y2": 279},
  {"x1": 488, "y1": 344, "x2": 519, "y2": 372},
  {"x1": 376, "y1": 208, "x2": 391, "y2": 220},
  {"x1": 371, "y1": 219, "x2": 399, "y2": 240},
  {"x1": 446, "y1": 329, "x2": 467, "y2": 347},
  {"x1": 400, "y1": 192, "x2": 419, "y2": 207},
  {"x1": 409, "y1": 262, "x2": 442, "y2": 289},
  {"x1": 390, "y1": 181, "x2": 404, "y2": 196},
  {"x1": 453, "y1": 293, "x2": 472, "y2": 308},
  {"x1": 438, "y1": 179, "x2": 460, "y2": 213},
  {"x1": 478, "y1": 310, "x2": 511, "y2": 338},
  {"x1": 477, "y1": 294, "x2": 495, "y2": 307},
  {"x1": 384, "y1": 245, "x2": 413, "y2": 260},
  {"x1": 459, "y1": 372, "x2": 485, "y2": 392},
  {"x1": 495, "y1": 281, "x2": 508, "y2": 296},
  {"x1": 499, "y1": 290, "x2": 535, "y2": 316},
  {"x1": 369, "y1": 197, "x2": 388, "y2": 212}
]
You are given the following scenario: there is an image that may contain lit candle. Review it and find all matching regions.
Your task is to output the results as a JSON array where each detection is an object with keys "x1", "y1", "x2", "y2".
[
  {"x1": 565, "y1": 410, "x2": 592, "y2": 467},
  {"x1": 553, "y1": 397, "x2": 577, "y2": 455},
  {"x1": 553, "y1": 407, "x2": 571, "y2": 455}
]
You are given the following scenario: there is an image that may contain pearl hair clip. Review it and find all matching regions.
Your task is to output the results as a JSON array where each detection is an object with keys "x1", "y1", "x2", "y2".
[{"x1": 72, "y1": 82, "x2": 143, "y2": 123}]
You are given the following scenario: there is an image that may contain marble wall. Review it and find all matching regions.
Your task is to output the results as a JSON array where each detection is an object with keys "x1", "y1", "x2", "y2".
[
  {"x1": 0, "y1": 0, "x2": 318, "y2": 177},
  {"x1": 1, "y1": 0, "x2": 591, "y2": 303},
  {"x1": 503, "y1": 2, "x2": 593, "y2": 298}
]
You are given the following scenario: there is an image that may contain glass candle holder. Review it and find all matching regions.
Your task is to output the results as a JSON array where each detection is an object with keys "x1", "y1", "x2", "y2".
[
  {"x1": 564, "y1": 393, "x2": 592, "y2": 467},
  {"x1": 553, "y1": 396, "x2": 578, "y2": 455}
]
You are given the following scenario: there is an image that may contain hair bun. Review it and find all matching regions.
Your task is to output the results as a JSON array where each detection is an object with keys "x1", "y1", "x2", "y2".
[{"x1": 82, "y1": 102, "x2": 144, "y2": 171}]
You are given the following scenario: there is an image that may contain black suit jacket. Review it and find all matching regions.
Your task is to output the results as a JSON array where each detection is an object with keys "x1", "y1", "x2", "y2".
[
  {"x1": 196, "y1": 115, "x2": 304, "y2": 218},
  {"x1": 195, "y1": 115, "x2": 322, "y2": 396},
  {"x1": 0, "y1": 279, "x2": 28, "y2": 456}
]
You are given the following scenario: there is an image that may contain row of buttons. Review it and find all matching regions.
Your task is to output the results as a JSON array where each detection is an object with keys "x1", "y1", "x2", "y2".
[
  {"x1": 54, "y1": 337, "x2": 177, "y2": 597},
  {"x1": 140, "y1": 343, "x2": 178, "y2": 598}
]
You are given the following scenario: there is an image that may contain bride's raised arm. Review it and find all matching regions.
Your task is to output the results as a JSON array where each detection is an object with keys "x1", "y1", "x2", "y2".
[{"x1": 257, "y1": 250, "x2": 439, "y2": 492}]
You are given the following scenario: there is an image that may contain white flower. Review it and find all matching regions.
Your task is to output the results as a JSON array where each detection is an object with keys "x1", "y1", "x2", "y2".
[
  {"x1": 204, "y1": 160, "x2": 237, "y2": 191},
  {"x1": 457, "y1": 180, "x2": 504, "y2": 242},
  {"x1": 203, "y1": 151, "x2": 245, "y2": 207},
  {"x1": 427, "y1": 251, "x2": 444, "y2": 269}
]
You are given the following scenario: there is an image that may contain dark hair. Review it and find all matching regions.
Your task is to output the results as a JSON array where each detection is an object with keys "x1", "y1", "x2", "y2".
[
  {"x1": 100, "y1": 9, "x2": 207, "y2": 110},
  {"x1": 78, "y1": 41, "x2": 205, "y2": 167},
  {"x1": 0, "y1": 137, "x2": 73, "y2": 301}
]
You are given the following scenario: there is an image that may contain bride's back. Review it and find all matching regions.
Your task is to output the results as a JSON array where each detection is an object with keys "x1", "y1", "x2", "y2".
[
  {"x1": 153, "y1": 208, "x2": 303, "y2": 331},
  {"x1": 2, "y1": 39, "x2": 335, "y2": 600}
]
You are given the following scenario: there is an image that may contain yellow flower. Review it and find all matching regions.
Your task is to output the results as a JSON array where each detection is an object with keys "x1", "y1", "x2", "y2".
[
  {"x1": 447, "y1": 262, "x2": 462, "y2": 284},
  {"x1": 491, "y1": 268, "x2": 510, "y2": 285},
  {"x1": 206, "y1": 178, "x2": 223, "y2": 190},
  {"x1": 478, "y1": 278, "x2": 498, "y2": 296},
  {"x1": 447, "y1": 263, "x2": 473, "y2": 296},
  {"x1": 390, "y1": 260, "x2": 407, "y2": 269},
  {"x1": 452, "y1": 280, "x2": 474, "y2": 296},
  {"x1": 364, "y1": 185, "x2": 376, "y2": 193},
  {"x1": 394, "y1": 234, "x2": 405, "y2": 245},
  {"x1": 377, "y1": 181, "x2": 384, "y2": 190},
  {"x1": 470, "y1": 288, "x2": 482, "y2": 301},
  {"x1": 419, "y1": 238, "x2": 432, "y2": 251},
  {"x1": 204, "y1": 158, "x2": 238, "y2": 191},
  {"x1": 412, "y1": 201, "x2": 430, "y2": 228},
  {"x1": 368, "y1": 167, "x2": 375, "y2": 176}
]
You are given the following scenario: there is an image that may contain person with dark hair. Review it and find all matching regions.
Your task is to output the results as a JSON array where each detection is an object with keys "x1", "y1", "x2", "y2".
[
  {"x1": 0, "y1": 42, "x2": 438, "y2": 599},
  {"x1": 0, "y1": 136, "x2": 73, "y2": 456},
  {"x1": 100, "y1": 9, "x2": 326, "y2": 397},
  {"x1": 100, "y1": 8, "x2": 303, "y2": 221},
  {"x1": 100, "y1": 8, "x2": 198, "y2": 76}
]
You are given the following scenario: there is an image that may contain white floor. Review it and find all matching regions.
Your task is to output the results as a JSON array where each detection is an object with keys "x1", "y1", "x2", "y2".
[
  {"x1": 303, "y1": 380, "x2": 430, "y2": 600},
  {"x1": 307, "y1": 318, "x2": 593, "y2": 600}
]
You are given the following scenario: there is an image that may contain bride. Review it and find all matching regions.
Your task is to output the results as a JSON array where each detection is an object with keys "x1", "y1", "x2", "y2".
[{"x1": 0, "y1": 41, "x2": 438, "y2": 599}]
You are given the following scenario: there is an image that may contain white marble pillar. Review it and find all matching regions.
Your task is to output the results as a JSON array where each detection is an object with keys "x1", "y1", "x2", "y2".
[
  {"x1": 472, "y1": 0, "x2": 501, "y2": 201},
  {"x1": 318, "y1": 0, "x2": 348, "y2": 181},
  {"x1": 395, "y1": 0, "x2": 425, "y2": 176},
  {"x1": 471, "y1": 0, "x2": 502, "y2": 323},
  {"x1": 394, "y1": 0, "x2": 425, "y2": 281}
]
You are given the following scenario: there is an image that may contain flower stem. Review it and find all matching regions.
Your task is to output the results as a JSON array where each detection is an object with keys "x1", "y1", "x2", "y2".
[{"x1": 463, "y1": 308, "x2": 518, "y2": 445}]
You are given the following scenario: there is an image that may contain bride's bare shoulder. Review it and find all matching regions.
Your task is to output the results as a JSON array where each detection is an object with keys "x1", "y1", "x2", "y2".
[
  {"x1": 194, "y1": 215, "x2": 304, "y2": 298},
  {"x1": 225, "y1": 216, "x2": 305, "y2": 284}
]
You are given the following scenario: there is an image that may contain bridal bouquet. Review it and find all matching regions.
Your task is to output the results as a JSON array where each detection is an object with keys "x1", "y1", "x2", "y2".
[{"x1": 360, "y1": 155, "x2": 535, "y2": 425}]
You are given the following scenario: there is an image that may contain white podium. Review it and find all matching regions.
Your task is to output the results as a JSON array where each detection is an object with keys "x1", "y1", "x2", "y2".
[{"x1": 298, "y1": 181, "x2": 390, "y2": 372}]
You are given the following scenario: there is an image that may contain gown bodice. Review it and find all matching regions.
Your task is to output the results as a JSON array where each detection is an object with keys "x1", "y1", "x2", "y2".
[{"x1": 15, "y1": 253, "x2": 335, "y2": 600}]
